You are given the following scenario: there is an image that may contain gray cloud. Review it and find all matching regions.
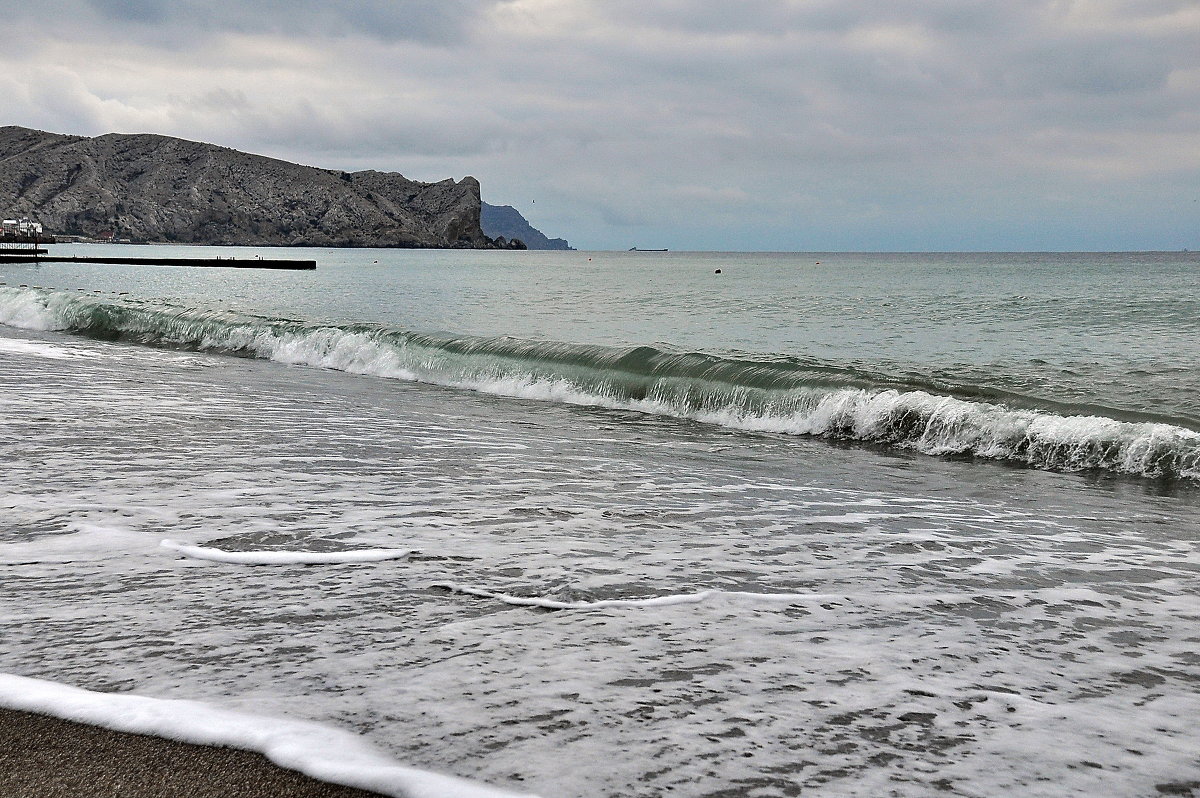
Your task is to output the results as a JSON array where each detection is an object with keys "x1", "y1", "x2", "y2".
[
  {"x1": 0, "y1": 0, "x2": 1197, "y2": 249},
  {"x1": 4, "y1": 0, "x2": 503, "y2": 43},
  {"x1": 88, "y1": 0, "x2": 167, "y2": 23}
]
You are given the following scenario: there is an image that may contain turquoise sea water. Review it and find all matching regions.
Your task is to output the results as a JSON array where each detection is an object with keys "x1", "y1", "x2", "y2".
[{"x1": 1, "y1": 247, "x2": 1198, "y2": 796}]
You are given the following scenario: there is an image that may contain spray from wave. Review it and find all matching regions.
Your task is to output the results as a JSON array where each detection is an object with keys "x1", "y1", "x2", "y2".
[{"x1": 2, "y1": 286, "x2": 1197, "y2": 482}]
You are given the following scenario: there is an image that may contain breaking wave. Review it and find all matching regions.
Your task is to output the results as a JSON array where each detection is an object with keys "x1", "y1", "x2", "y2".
[{"x1": 3, "y1": 286, "x2": 1197, "y2": 482}]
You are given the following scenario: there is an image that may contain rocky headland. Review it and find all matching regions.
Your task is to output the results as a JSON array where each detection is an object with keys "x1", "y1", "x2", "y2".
[
  {"x1": 0, "y1": 126, "x2": 542, "y2": 249},
  {"x1": 481, "y1": 203, "x2": 572, "y2": 250}
]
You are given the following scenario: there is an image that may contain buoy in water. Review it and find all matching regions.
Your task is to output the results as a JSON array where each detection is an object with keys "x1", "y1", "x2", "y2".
[{"x1": 715, "y1": 268, "x2": 722, "y2": 274}]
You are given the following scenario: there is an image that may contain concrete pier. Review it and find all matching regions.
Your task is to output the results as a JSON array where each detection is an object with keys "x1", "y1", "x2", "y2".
[{"x1": 0, "y1": 254, "x2": 316, "y2": 270}]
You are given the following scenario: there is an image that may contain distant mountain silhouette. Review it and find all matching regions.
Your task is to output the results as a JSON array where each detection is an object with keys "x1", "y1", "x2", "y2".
[{"x1": 482, "y1": 202, "x2": 572, "y2": 250}]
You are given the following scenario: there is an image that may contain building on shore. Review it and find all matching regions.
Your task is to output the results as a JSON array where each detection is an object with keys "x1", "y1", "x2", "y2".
[
  {"x1": 1, "y1": 217, "x2": 53, "y2": 249},
  {"x1": 2, "y1": 218, "x2": 43, "y2": 236}
]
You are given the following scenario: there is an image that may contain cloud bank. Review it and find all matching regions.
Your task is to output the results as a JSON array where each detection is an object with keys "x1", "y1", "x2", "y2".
[{"x1": 1, "y1": 0, "x2": 1197, "y2": 250}]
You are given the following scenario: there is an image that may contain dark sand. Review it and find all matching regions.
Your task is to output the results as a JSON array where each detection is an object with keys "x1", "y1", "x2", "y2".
[{"x1": 0, "y1": 708, "x2": 389, "y2": 798}]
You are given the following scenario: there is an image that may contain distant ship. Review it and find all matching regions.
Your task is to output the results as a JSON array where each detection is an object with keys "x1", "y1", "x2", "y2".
[{"x1": 628, "y1": 247, "x2": 668, "y2": 252}]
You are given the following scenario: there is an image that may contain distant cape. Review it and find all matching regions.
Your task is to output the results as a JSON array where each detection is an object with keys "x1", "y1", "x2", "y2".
[
  {"x1": 0, "y1": 126, "x2": 545, "y2": 249},
  {"x1": 481, "y1": 203, "x2": 573, "y2": 250}
]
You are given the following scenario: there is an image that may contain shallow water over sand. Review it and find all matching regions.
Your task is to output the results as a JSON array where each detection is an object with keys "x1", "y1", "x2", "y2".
[{"x1": 2, "y1": 307, "x2": 1198, "y2": 796}]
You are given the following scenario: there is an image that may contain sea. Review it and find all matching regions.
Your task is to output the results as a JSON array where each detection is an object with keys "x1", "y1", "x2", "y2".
[{"x1": 1, "y1": 246, "x2": 1198, "y2": 798}]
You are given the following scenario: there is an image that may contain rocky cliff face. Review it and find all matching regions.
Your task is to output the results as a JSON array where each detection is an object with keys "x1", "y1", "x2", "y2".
[
  {"x1": 0, "y1": 126, "x2": 501, "y2": 248},
  {"x1": 481, "y1": 203, "x2": 573, "y2": 250}
]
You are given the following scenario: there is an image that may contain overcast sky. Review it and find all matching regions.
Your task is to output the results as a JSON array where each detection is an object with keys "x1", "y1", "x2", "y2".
[{"x1": 1, "y1": 0, "x2": 1197, "y2": 250}]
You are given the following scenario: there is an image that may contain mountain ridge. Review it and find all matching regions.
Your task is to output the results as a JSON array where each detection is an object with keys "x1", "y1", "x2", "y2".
[{"x1": 0, "y1": 126, "x2": 522, "y2": 249}]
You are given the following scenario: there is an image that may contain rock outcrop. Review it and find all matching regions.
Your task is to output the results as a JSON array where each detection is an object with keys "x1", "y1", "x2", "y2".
[
  {"x1": 0, "y1": 126, "x2": 506, "y2": 248},
  {"x1": 482, "y1": 202, "x2": 573, "y2": 250}
]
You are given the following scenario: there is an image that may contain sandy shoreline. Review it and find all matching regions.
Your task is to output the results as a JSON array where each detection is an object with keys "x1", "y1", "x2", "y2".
[{"x1": 0, "y1": 707, "x2": 389, "y2": 798}]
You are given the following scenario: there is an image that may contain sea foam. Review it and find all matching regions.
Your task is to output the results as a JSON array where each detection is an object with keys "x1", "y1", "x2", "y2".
[
  {"x1": 160, "y1": 539, "x2": 414, "y2": 565},
  {"x1": 0, "y1": 673, "x2": 536, "y2": 798},
  {"x1": 433, "y1": 582, "x2": 973, "y2": 612}
]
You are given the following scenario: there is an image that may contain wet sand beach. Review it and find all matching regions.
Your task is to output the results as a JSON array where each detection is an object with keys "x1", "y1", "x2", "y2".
[{"x1": 0, "y1": 708, "x2": 388, "y2": 798}]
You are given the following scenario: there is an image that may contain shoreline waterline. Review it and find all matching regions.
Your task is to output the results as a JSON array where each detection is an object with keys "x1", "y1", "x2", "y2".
[
  {"x1": 0, "y1": 673, "x2": 534, "y2": 798},
  {"x1": 0, "y1": 707, "x2": 388, "y2": 798}
]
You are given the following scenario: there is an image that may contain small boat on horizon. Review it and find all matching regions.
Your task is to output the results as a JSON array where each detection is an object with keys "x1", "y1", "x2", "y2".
[{"x1": 628, "y1": 247, "x2": 668, "y2": 252}]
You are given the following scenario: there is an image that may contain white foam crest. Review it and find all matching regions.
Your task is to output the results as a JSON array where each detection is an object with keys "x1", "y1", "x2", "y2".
[
  {"x1": 375, "y1": 367, "x2": 1200, "y2": 482},
  {"x1": 435, "y1": 582, "x2": 724, "y2": 609},
  {"x1": 433, "y1": 583, "x2": 975, "y2": 611},
  {"x1": 0, "y1": 673, "x2": 535, "y2": 798},
  {"x1": 252, "y1": 329, "x2": 629, "y2": 410},
  {"x1": 0, "y1": 337, "x2": 90, "y2": 359},
  {"x1": 692, "y1": 388, "x2": 1200, "y2": 479},
  {"x1": 796, "y1": 511, "x2": 906, "y2": 524},
  {"x1": 447, "y1": 372, "x2": 629, "y2": 409},
  {"x1": 161, "y1": 539, "x2": 413, "y2": 565},
  {"x1": 0, "y1": 286, "x2": 68, "y2": 331},
  {"x1": 265, "y1": 328, "x2": 419, "y2": 381},
  {"x1": 0, "y1": 525, "x2": 155, "y2": 564},
  {"x1": 436, "y1": 583, "x2": 1147, "y2": 618}
]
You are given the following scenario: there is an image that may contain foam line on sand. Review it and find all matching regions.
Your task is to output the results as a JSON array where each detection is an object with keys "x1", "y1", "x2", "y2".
[{"x1": 0, "y1": 673, "x2": 535, "y2": 798}]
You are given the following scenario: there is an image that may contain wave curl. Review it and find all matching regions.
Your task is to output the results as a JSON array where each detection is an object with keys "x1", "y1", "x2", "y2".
[{"x1": 3, "y1": 286, "x2": 1197, "y2": 482}]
